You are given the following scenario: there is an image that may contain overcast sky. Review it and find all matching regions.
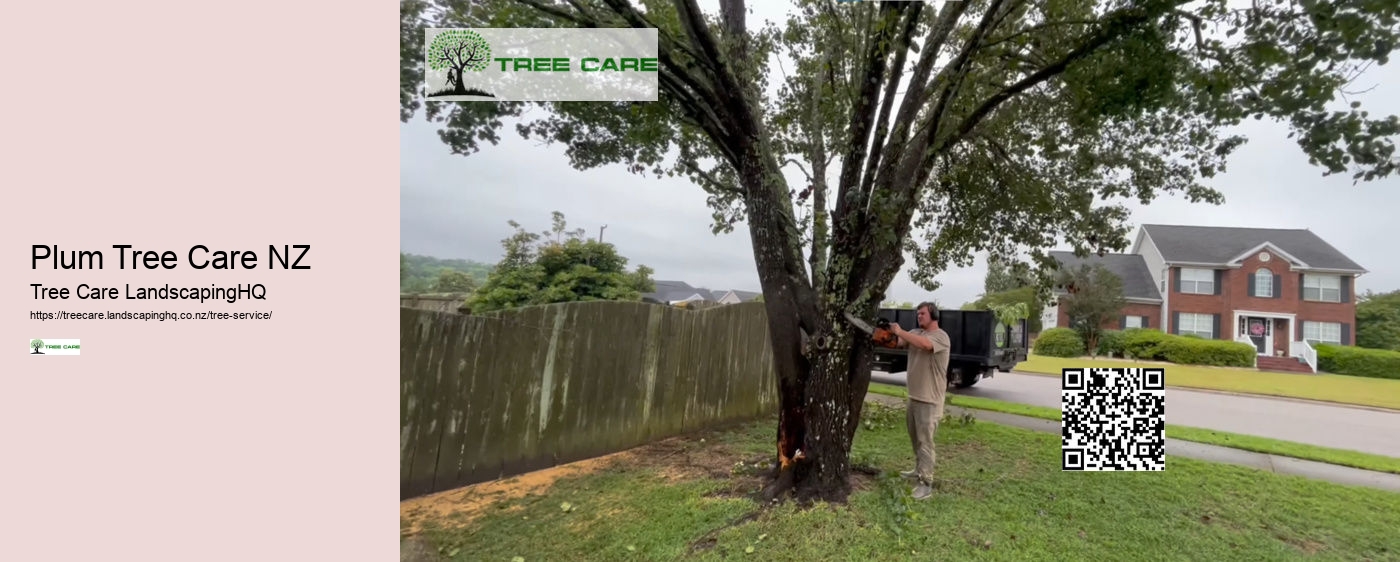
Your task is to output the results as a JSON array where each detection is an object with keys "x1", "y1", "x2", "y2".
[{"x1": 401, "y1": 1, "x2": 1400, "y2": 308}]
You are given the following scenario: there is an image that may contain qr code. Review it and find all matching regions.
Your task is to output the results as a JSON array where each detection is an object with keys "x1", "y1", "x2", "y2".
[{"x1": 1062, "y1": 367, "x2": 1165, "y2": 471}]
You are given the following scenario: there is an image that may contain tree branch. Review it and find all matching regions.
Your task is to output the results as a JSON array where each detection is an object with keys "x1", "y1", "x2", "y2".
[
  {"x1": 784, "y1": 158, "x2": 812, "y2": 181},
  {"x1": 856, "y1": 0, "x2": 970, "y2": 222},
  {"x1": 857, "y1": 3, "x2": 925, "y2": 203},
  {"x1": 931, "y1": 1, "x2": 1191, "y2": 162},
  {"x1": 828, "y1": 2, "x2": 910, "y2": 266},
  {"x1": 681, "y1": 159, "x2": 743, "y2": 197}
]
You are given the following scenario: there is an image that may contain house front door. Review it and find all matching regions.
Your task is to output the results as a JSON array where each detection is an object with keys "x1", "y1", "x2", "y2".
[{"x1": 1245, "y1": 316, "x2": 1269, "y2": 355}]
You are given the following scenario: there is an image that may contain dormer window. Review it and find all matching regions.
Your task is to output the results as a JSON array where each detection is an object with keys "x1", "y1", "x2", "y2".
[{"x1": 1253, "y1": 268, "x2": 1273, "y2": 297}]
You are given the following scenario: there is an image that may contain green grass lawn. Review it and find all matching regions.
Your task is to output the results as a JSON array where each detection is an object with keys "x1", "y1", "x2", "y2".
[
  {"x1": 404, "y1": 407, "x2": 1400, "y2": 561},
  {"x1": 867, "y1": 382, "x2": 1400, "y2": 476},
  {"x1": 1014, "y1": 354, "x2": 1400, "y2": 411}
]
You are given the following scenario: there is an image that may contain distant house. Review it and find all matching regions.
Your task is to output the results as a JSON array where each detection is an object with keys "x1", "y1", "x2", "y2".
[
  {"x1": 642, "y1": 280, "x2": 761, "y2": 306},
  {"x1": 1044, "y1": 224, "x2": 1367, "y2": 373},
  {"x1": 715, "y1": 290, "x2": 762, "y2": 304}
]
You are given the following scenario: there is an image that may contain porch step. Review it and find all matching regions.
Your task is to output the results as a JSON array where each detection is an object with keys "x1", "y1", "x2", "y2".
[{"x1": 1256, "y1": 355, "x2": 1314, "y2": 374}]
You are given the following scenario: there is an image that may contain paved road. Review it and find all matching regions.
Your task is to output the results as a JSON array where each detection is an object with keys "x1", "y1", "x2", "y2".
[{"x1": 872, "y1": 370, "x2": 1400, "y2": 458}]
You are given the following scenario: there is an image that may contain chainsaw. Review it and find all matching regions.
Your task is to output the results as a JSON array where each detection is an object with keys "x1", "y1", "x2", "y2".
[{"x1": 844, "y1": 312, "x2": 902, "y2": 349}]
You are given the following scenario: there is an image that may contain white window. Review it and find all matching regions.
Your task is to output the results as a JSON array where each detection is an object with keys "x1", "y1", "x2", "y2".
[
  {"x1": 1124, "y1": 316, "x2": 1143, "y2": 329},
  {"x1": 1254, "y1": 269, "x2": 1273, "y2": 297},
  {"x1": 1303, "y1": 321, "x2": 1342, "y2": 345},
  {"x1": 1303, "y1": 275, "x2": 1341, "y2": 302},
  {"x1": 1179, "y1": 313, "x2": 1214, "y2": 339},
  {"x1": 1180, "y1": 268, "x2": 1215, "y2": 294}
]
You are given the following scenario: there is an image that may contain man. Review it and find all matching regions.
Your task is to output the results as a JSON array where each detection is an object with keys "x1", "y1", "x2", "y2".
[{"x1": 888, "y1": 301, "x2": 951, "y2": 500}]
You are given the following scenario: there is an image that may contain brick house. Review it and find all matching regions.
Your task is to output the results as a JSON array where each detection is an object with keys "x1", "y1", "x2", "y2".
[{"x1": 1042, "y1": 225, "x2": 1367, "y2": 372}]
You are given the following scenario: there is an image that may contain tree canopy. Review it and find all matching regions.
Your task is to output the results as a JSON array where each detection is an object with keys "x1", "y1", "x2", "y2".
[
  {"x1": 468, "y1": 211, "x2": 656, "y2": 313},
  {"x1": 1357, "y1": 289, "x2": 1400, "y2": 351},
  {"x1": 1056, "y1": 263, "x2": 1127, "y2": 355}
]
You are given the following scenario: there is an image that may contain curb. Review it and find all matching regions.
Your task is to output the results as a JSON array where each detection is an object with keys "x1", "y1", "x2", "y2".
[
  {"x1": 861, "y1": 394, "x2": 1400, "y2": 494},
  {"x1": 1008, "y1": 369, "x2": 1400, "y2": 414}
]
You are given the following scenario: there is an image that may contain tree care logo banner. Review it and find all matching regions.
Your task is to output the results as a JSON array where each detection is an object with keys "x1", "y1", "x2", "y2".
[
  {"x1": 423, "y1": 28, "x2": 659, "y2": 102},
  {"x1": 30, "y1": 338, "x2": 81, "y2": 356}
]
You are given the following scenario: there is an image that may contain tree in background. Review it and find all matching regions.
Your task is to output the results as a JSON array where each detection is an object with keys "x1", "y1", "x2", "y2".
[
  {"x1": 404, "y1": 0, "x2": 1400, "y2": 502},
  {"x1": 433, "y1": 269, "x2": 478, "y2": 293},
  {"x1": 1056, "y1": 264, "x2": 1126, "y2": 357},
  {"x1": 1356, "y1": 289, "x2": 1400, "y2": 351},
  {"x1": 468, "y1": 212, "x2": 656, "y2": 313},
  {"x1": 400, "y1": 253, "x2": 493, "y2": 294},
  {"x1": 984, "y1": 255, "x2": 1034, "y2": 295}
]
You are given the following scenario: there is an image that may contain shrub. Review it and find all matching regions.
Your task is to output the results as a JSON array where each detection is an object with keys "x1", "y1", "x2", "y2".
[
  {"x1": 1158, "y1": 337, "x2": 1256, "y2": 368},
  {"x1": 1121, "y1": 328, "x2": 1171, "y2": 360},
  {"x1": 1034, "y1": 328, "x2": 1084, "y2": 357},
  {"x1": 1314, "y1": 344, "x2": 1400, "y2": 380},
  {"x1": 1096, "y1": 330, "x2": 1126, "y2": 357}
]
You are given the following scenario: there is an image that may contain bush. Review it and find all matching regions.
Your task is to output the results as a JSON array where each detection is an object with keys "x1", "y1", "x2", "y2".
[
  {"x1": 1158, "y1": 337, "x2": 1256, "y2": 368},
  {"x1": 1034, "y1": 328, "x2": 1085, "y2": 357},
  {"x1": 1121, "y1": 328, "x2": 1171, "y2": 360},
  {"x1": 1096, "y1": 330, "x2": 1126, "y2": 357},
  {"x1": 1314, "y1": 344, "x2": 1400, "y2": 380}
]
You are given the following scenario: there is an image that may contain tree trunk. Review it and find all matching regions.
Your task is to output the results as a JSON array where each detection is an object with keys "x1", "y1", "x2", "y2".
[
  {"x1": 451, "y1": 66, "x2": 467, "y2": 94},
  {"x1": 762, "y1": 327, "x2": 878, "y2": 504}
]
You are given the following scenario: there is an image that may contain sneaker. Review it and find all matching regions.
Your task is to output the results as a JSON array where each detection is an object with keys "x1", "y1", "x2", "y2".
[
  {"x1": 900, "y1": 469, "x2": 918, "y2": 479},
  {"x1": 912, "y1": 484, "x2": 933, "y2": 500}
]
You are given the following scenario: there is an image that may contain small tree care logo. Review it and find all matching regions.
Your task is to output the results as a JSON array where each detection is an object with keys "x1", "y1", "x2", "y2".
[
  {"x1": 427, "y1": 29, "x2": 495, "y2": 99},
  {"x1": 29, "y1": 338, "x2": 80, "y2": 355}
]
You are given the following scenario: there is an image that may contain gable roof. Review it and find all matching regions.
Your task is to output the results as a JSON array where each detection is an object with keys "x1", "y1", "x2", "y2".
[
  {"x1": 642, "y1": 280, "x2": 703, "y2": 303},
  {"x1": 731, "y1": 290, "x2": 761, "y2": 302},
  {"x1": 1049, "y1": 251, "x2": 1162, "y2": 301},
  {"x1": 1139, "y1": 225, "x2": 1365, "y2": 272}
]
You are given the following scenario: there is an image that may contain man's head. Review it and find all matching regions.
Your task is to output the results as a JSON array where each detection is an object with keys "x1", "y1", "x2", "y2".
[{"x1": 915, "y1": 302, "x2": 939, "y2": 329}]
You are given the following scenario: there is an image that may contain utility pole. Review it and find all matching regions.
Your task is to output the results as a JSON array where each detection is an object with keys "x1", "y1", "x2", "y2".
[{"x1": 599, "y1": 224, "x2": 607, "y2": 243}]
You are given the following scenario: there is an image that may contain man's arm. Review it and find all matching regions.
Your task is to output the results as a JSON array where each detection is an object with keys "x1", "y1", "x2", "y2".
[{"x1": 892, "y1": 324, "x2": 934, "y2": 351}]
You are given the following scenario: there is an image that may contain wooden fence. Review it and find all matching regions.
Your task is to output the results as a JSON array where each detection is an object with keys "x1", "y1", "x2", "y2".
[
  {"x1": 400, "y1": 300, "x2": 778, "y2": 499},
  {"x1": 400, "y1": 293, "x2": 471, "y2": 315}
]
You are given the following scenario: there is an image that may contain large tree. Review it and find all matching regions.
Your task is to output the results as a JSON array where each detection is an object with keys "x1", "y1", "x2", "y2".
[{"x1": 401, "y1": 0, "x2": 1400, "y2": 502}]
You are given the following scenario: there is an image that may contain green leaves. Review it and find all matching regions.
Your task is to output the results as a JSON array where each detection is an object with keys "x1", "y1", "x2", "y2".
[{"x1": 468, "y1": 212, "x2": 655, "y2": 313}]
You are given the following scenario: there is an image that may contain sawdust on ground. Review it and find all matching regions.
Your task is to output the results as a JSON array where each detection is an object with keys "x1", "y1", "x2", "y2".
[{"x1": 400, "y1": 432, "x2": 750, "y2": 536}]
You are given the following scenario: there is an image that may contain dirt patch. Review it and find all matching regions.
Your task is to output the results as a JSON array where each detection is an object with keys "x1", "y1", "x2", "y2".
[
  {"x1": 1276, "y1": 534, "x2": 1326, "y2": 555},
  {"x1": 400, "y1": 430, "x2": 749, "y2": 536},
  {"x1": 400, "y1": 447, "x2": 638, "y2": 535}
]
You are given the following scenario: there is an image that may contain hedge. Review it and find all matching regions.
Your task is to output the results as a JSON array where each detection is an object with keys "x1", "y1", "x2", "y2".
[
  {"x1": 1114, "y1": 328, "x2": 1255, "y2": 367},
  {"x1": 1034, "y1": 328, "x2": 1084, "y2": 358},
  {"x1": 1314, "y1": 344, "x2": 1400, "y2": 380},
  {"x1": 1122, "y1": 328, "x2": 1171, "y2": 361},
  {"x1": 1158, "y1": 337, "x2": 1256, "y2": 368},
  {"x1": 1096, "y1": 329, "x2": 1126, "y2": 357}
]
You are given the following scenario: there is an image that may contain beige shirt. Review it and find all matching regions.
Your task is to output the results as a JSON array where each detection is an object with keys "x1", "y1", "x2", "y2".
[{"x1": 905, "y1": 327, "x2": 951, "y2": 405}]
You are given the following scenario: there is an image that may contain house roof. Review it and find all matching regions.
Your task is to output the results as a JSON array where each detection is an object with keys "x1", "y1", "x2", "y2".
[
  {"x1": 644, "y1": 280, "x2": 763, "y2": 305},
  {"x1": 1139, "y1": 225, "x2": 1366, "y2": 272},
  {"x1": 642, "y1": 280, "x2": 702, "y2": 303},
  {"x1": 731, "y1": 290, "x2": 761, "y2": 302},
  {"x1": 1049, "y1": 251, "x2": 1162, "y2": 301}
]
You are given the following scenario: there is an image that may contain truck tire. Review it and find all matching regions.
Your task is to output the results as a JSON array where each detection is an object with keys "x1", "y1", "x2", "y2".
[{"x1": 954, "y1": 371, "x2": 982, "y2": 388}]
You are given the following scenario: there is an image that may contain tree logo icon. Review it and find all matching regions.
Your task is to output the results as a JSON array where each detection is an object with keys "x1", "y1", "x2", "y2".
[
  {"x1": 426, "y1": 29, "x2": 496, "y2": 99},
  {"x1": 31, "y1": 339, "x2": 44, "y2": 354}
]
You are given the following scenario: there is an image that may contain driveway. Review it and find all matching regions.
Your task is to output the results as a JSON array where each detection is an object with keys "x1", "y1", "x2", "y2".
[{"x1": 872, "y1": 370, "x2": 1400, "y2": 459}]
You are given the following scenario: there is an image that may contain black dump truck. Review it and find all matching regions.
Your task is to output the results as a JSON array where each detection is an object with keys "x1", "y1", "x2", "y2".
[{"x1": 870, "y1": 308, "x2": 1029, "y2": 388}]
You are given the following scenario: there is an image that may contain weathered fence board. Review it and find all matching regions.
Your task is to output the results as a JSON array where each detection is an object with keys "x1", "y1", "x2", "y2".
[{"x1": 400, "y1": 300, "x2": 779, "y2": 499}]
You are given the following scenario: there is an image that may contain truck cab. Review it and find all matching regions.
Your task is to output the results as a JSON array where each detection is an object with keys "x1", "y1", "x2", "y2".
[{"x1": 870, "y1": 308, "x2": 1028, "y2": 388}]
